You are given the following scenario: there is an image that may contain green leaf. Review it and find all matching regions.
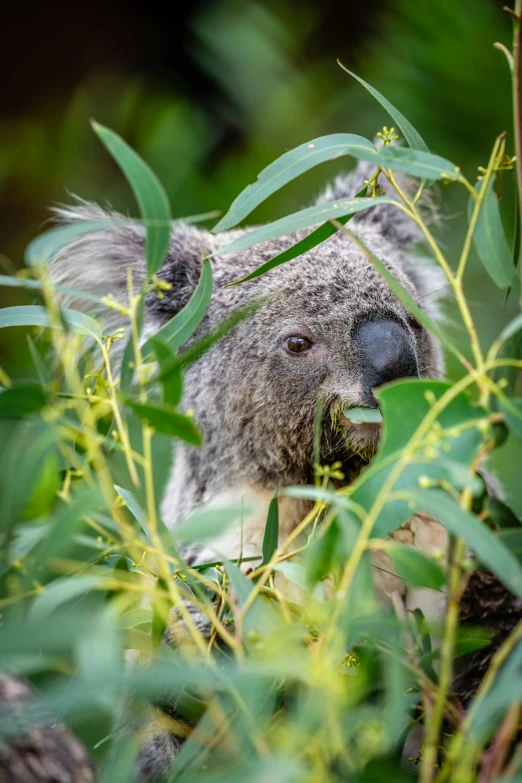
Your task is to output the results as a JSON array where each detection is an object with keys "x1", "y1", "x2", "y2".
[
  {"x1": 213, "y1": 134, "x2": 377, "y2": 232},
  {"x1": 0, "y1": 273, "x2": 105, "y2": 305},
  {"x1": 261, "y1": 493, "x2": 279, "y2": 566},
  {"x1": 228, "y1": 186, "x2": 368, "y2": 286},
  {"x1": 344, "y1": 407, "x2": 383, "y2": 424},
  {"x1": 152, "y1": 577, "x2": 171, "y2": 650},
  {"x1": 0, "y1": 382, "x2": 46, "y2": 418},
  {"x1": 173, "y1": 504, "x2": 248, "y2": 543},
  {"x1": 485, "y1": 497, "x2": 521, "y2": 529},
  {"x1": 336, "y1": 226, "x2": 461, "y2": 359},
  {"x1": 499, "y1": 397, "x2": 522, "y2": 439},
  {"x1": 120, "y1": 296, "x2": 144, "y2": 396},
  {"x1": 377, "y1": 145, "x2": 462, "y2": 181},
  {"x1": 498, "y1": 312, "x2": 522, "y2": 343},
  {"x1": 23, "y1": 451, "x2": 61, "y2": 519},
  {"x1": 497, "y1": 528, "x2": 522, "y2": 563},
  {"x1": 115, "y1": 484, "x2": 148, "y2": 538},
  {"x1": 147, "y1": 338, "x2": 183, "y2": 407},
  {"x1": 273, "y1": 562, "x2": 307, "y2": 591},
  {"x1": 141, "y1": 258, "x2": 213, "y2": 359},
  {"x1": 386, "y1": 543, "x2": 445, "y2": 590},
  {"x1": 472, "y1": 177, "x2": 514, "y2": 289},
  {"x1": 92, "y1": 121, "x2": 172, "y2": 276},
  {"x1": 125, "y1": 401, "x2": 202, "y2": 445},
  {"x1": 25, "y1": 219, "x2": 128, "y2": 265},
  {"x1": 337, "y1": 64, "x2": 429, "y2": 153},
  {"x1": 25, "y1": 211, "x2": 219, "y2": 267},
  {"x1": 407, "y1": 489, "x2": 522, "y2": 600},
  {"x1": 0, "y1": 305, "x2": 102, "y2": 341},
  {"x1": 29, "y1": 576, "x2": 102, "y2": 621},
  {"x1": 212, "y1": 196, "x2": 398, "y2": 257}
]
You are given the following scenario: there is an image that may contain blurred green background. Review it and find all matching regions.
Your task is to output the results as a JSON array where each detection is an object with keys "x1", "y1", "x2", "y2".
[{"x1": 1, "y1": 0, "x2": 520, "y2": 508}]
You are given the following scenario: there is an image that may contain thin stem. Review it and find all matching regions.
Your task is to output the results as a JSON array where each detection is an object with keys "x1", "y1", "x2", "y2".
[
  {"x1": 421, "y1": 536, "x2": 466, "y2": 783},
  {"x1": 513, "y1": 0, "x2": 522, "y2": 304},
  {"x1": 455, "y1": 133, "x2": 505, "y2": 282}
]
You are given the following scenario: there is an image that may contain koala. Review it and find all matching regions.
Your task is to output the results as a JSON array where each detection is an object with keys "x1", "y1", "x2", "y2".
[
  {"x1": 45, "y1": 161, "x2": 449, "y2": 778},
  {"x1": 40, "y1": 159, "x2": 519, "y2": 780}
]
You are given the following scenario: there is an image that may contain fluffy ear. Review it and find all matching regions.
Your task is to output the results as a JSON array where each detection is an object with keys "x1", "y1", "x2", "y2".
[
  {"x1": 316, "y1": 154, "x2": 438, "y2": 250},
  {"x1": 49, "y1": 200, "x2": 205, "y2": 333}
]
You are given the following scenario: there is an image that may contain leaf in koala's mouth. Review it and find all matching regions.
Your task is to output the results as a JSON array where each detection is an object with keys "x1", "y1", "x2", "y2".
[{"x1": 343, "y1": 407, "x2": 383, "y2": 424}]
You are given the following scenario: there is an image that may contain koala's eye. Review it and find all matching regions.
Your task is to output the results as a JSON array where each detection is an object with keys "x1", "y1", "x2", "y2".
[
  {"x1": 408, "y1": 316, "x2": 423, "y2": 331},
  {"x1": 285, "y1": 336, "x2": 313, "y2": 354}
]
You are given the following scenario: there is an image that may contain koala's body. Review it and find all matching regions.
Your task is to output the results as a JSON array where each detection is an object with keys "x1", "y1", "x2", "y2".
[{"x1": 49, "y1": 161, "x2": 449, "y2": 779}]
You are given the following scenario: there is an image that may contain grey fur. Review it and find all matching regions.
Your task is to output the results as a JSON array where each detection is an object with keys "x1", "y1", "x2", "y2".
[{"x1": 49, "y1": 162, "x2": 446, "y2": 779}]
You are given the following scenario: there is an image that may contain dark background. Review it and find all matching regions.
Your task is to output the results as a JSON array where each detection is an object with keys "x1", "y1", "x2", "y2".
[{"x1": 1, "y1": 0, "x2": 520, "y2": 506}]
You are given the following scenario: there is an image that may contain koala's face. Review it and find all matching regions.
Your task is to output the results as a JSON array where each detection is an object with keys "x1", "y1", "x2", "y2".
[{"x1": 203, "y1": 228, "x2": 443, "y2": 484}]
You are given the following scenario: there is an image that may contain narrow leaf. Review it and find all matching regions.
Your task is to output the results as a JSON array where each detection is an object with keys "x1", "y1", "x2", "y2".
[
  {"x1": 25, "y1": 220, "x2": 128, "y2": 265},
  {"x1": 125, "y1": 400, "x2": 202, "y2": 445},
  {"x1": 152, "y1": 577, "x2": 171, "y2": 649},
  {"x1": 213, "y1": 134, "x2": 377, "y2": 232},
  {"x1": 386, "y1": 543, "x2": 445, "y2": 590},
  {"x1": 377, "y1": 145, "x2": 462, "y2": 182},
  {"x1": 0, "y1": 305, "x2": 102, "y2": 341},
  {"x1": 29, "y1": 576, "x2": 102, "y2": 621},
  {"x1": 337, "y1": 64, "x2": 429, "y2": 152},
  {"x1": 499, "y1": 397, "x2": 522, "y2": 439},
  {"x1": 499, "y1": 312, "x2": 522, "y2": 343},
  {"x1": 228, "y1": 186, "x2": 368, "y2": 286},
  {"x1": 0, "y1": 383, "x2": 46, "y2": 418},
  {"x1": 472, "y1": 177, "x2": 514, "y2": 289},
  {"x1": 148, "y1": 338, "x2": 183, "y2": 406},
  {"x1": 92, "y1": 122, "x2": 172, "y2": 275},
  {"x1": 407, "y1": 489, "x2": 522, "y2": 599},
  {"x1": 0, "y1": 273, "x2": 104, "y2": 304},
  {"x1": 141, "y1": 259, "x2": 213, "y2": 359},
  {"x1": 261, "y1": 493, "x2": 279, "y2": 566},
  {"x1": 344, "y1": 407, "x2": 382, "y2": 424},
  {"x1": 174, "y1": 504, "x2": 248, "y2": 543},
  {"x1": 212, "y1": 196, "x2": 398, "y2": 257}
]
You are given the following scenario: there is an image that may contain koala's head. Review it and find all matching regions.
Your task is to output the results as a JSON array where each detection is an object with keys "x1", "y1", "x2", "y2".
[{"x1": 50, "y1": 166, "x2": 444, "y2": 490}]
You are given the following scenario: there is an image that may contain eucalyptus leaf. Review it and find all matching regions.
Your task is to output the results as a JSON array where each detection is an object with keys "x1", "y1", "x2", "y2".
[
  {"x1": 499, "y1": 396, "x2": 522, "y2": 439},
  {"x1": 142, "y1": 259, "x2": 213, "y2": 359},
  {"x1": 0, "y1": 273, "x2": 105, "y2": 304},
  {"x1": 173, "y1": 503, "x2": 249, "y2": 543},
  {"x1": 228, "y1": 185, "x2": 368, "y2": 286},
  {"x1": 261, "y1": 493, "x2": 279, "y2": 566},
  {"x1": 407, "y1": 489, "x2": 522, "y2": 600},
  {"x1": 92, "y1": 121, "x2": 172, "y2": 276},
  {"x1": 386, "y1": 543, "x2": 445, "y2": 590},
  {"x1": 124, "y1": 400, "x2": 202, "y2": 445},
  {"x1": 0, "y1": 305, "x2": 102, "y2": 341},
  {"x1": 337, "y1": 64, "x2": 429, "y2": 152},
  {"x1": 344, "y1": 407, "x2": 383, "y2": 424},
  {"x1": 213, "y1": 134, "x2": 377, "y2": 232},
  {"x1": 212, "y1": 196, "x2": 398, "y2": 257},
  {"x1": 0, "y1": 382, "x2": 46, "y2": 418},
  {"x1": 147, "y1": 338, "x2": 183, "y2": 407},
  {"x1": 29, "y1": 575, "x2": 102, "y2": 621},
  {"x1": 152, "y1": 577, "x2": 171, "y2": 650},
  {"x1": 472, "y1": 177, "x2": 514, "y2": 289}
]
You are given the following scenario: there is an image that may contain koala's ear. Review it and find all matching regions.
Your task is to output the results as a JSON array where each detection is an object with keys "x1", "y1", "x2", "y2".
[
  {"x1": 49, "y1": 201, "x2": 204, "y2": 324},
  {"x1": 316, "y1": 157, "x2": 437, "y2": 249}
]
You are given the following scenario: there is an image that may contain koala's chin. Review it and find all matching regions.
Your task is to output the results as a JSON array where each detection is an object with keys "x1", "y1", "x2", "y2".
[{"x1": 340, "y1": 418, "x2": 382, "y2": 463}]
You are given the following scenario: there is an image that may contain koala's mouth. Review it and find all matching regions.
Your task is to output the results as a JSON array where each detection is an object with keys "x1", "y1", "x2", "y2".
[{"x1": 324, "y1": 403, "x2": 383, "y2": 487}]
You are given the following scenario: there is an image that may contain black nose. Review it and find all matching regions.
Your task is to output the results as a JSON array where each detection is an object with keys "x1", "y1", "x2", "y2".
[{"x1": 354, "y1": 318, "x2": 419, "y2": 399}]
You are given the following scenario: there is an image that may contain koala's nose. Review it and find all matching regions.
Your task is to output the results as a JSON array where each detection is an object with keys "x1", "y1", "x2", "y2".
[{"x1": 354, "y1": 318, "x2": 419, "y2": 397}]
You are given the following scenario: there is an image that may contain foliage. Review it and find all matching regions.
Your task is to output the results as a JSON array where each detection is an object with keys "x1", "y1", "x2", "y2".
[{"x1": 1, "y1": 4, "x2": 522, "y2": 783}]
